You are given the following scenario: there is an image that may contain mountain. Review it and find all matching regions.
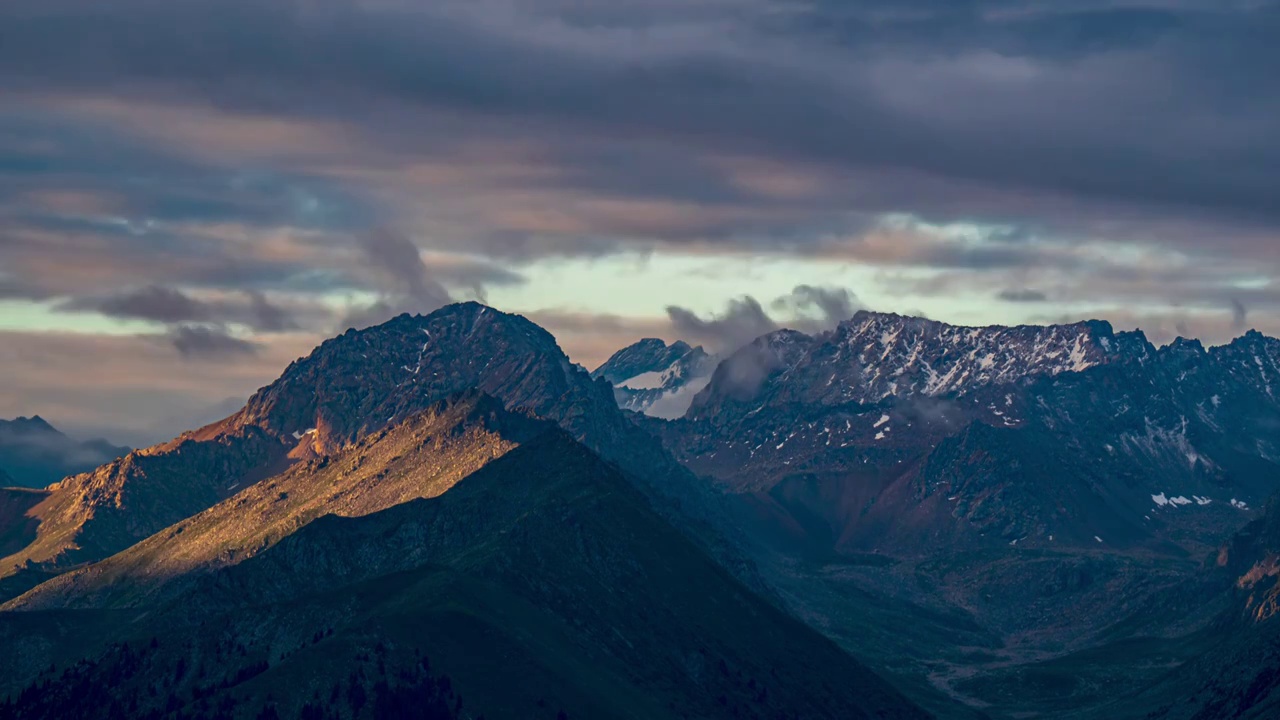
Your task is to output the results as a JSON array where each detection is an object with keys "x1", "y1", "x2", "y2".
[
  {"x1": 592, "y1": 338, "x2": 715, "y2": 417},
  {"x1": 624, "y1": 311, "x2": 1280, "y2": 717},
  {"x1": 0, "y1": 416, "x2": 129, "y2": 489},
  {"x1": 0, "y1": 396, "x2": 931, "y2": 720},
  {"x1": 7, "y1": 303, "x2": 1278, "y2": 719},
  {"x1": 993, "y1": 497, "x2": 1280, "y2": 720},
  {"x1": 657, "y1": 311, "x2": 1278, "y2": 552},
  {"x1": 0, "y1": 303, "x2": 741, "y2": 604}
]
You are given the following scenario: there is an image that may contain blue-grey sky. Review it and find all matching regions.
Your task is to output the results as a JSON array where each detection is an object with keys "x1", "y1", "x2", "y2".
[{"x1": 1, "y1": 0, "x2": 1277, "y2": 444}]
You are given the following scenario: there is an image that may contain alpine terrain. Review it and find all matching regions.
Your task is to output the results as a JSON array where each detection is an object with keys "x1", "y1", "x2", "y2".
[{"x1": 2, "y1": 303, "x2": 1278, "y2": 719}]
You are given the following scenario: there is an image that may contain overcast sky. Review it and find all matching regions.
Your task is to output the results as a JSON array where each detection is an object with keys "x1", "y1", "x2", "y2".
[{"x1": 1, "y1": 0, "x2": 1277, "y2": 444}]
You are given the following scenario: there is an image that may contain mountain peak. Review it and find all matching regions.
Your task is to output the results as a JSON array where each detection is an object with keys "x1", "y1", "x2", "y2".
[
  {"x1": 593, "y1": 337, "x2": 716, "y2": 416},
  {"x1": 3, "y1": 415, "x2": 59, "y2": 436},
  {"x1": 1164, "y1": 336, "x2": 1207, "y2": 355},
  {"x1": 242, "y1": 302, "x2": 591, "y2": 450}
]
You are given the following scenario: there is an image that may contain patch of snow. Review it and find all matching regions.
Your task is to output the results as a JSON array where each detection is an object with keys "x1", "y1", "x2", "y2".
[
  {"x1": 1152, "y1": 492, "x2": 1169, "y2": 507},
  {"x1": 1231, "y1": 498, "x2": 1249, "y2": 510},
  {"x1": 874, "y1": 414, "x2": 890, "y2": 428},
  {"x1": 875, "y1": 431, "x2": 886, "y2": 441},
  {"x1": 1094, "y1": 536, "x2": 1103, "y2": 543}
]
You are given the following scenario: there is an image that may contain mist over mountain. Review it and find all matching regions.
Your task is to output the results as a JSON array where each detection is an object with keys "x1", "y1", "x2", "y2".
[
  {"x1": 0, "y1": 417, "x2": 129, "y2": 490},
  {"x1": 592, "y1": 338, "x2": 716, "y2": 418}
]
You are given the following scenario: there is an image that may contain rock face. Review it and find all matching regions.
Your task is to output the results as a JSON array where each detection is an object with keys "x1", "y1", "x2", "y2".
[
  {"x1": 592, "y1": 337, "x2": 714, "y2": 416},
  {"x1": 0, "y1": 416, "x2": 129, "y2": 489},
  {"x1": 0, "y1": 397, "x2": 931, "y2": 720}
]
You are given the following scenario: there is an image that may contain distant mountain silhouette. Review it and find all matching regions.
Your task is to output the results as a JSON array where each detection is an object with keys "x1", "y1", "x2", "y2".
[{"x1": 0, "y1": 416, "x2": 128, "y2": 489}]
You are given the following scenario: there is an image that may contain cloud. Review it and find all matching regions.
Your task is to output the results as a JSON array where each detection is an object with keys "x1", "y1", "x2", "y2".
[
  {"x1": 55, "y1": 285, "x2": 302, "y2": 333},
  {"x1": 168, "y1": 325, "x2": 258, "y2": 359},
  {"x1": 0, "y1": 329, "x2": 322, "y2": 446},
  {"x1": 3, "y1": 0, "x2": 1277, "y2": 229},
  {"x1": 998, "y1": 288, "x2": 1049, "y2": 303},
  {"x1": 246, "y1": 290, "x2": 299, "y2": 332},
  {"x1": 774, "y1": 284, "x2": 860, "y2": 326},
  {"x1": 667, "y1": 284, "x2": 861, "y2": 352},
  {"x1": 59, "y1": 285, "x2": 214, "y2": 324},
  {"x1": 667, "y1": 297, "x2": 777, "y2": 353},
  {"x1": 338, "y1": 229, "x2": 452, "y2": 329},
  {"x1": 644, "y1": 375, "x2": 714, "y2": 420},
  {"x1": 1231, "y1": 298, "x2": 1249, "y2": 331}
]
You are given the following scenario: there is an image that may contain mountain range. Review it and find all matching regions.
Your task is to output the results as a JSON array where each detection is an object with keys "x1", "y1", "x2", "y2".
[{"x1": 1, "y1": 302, "x2": 1279, "y2": 719}]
